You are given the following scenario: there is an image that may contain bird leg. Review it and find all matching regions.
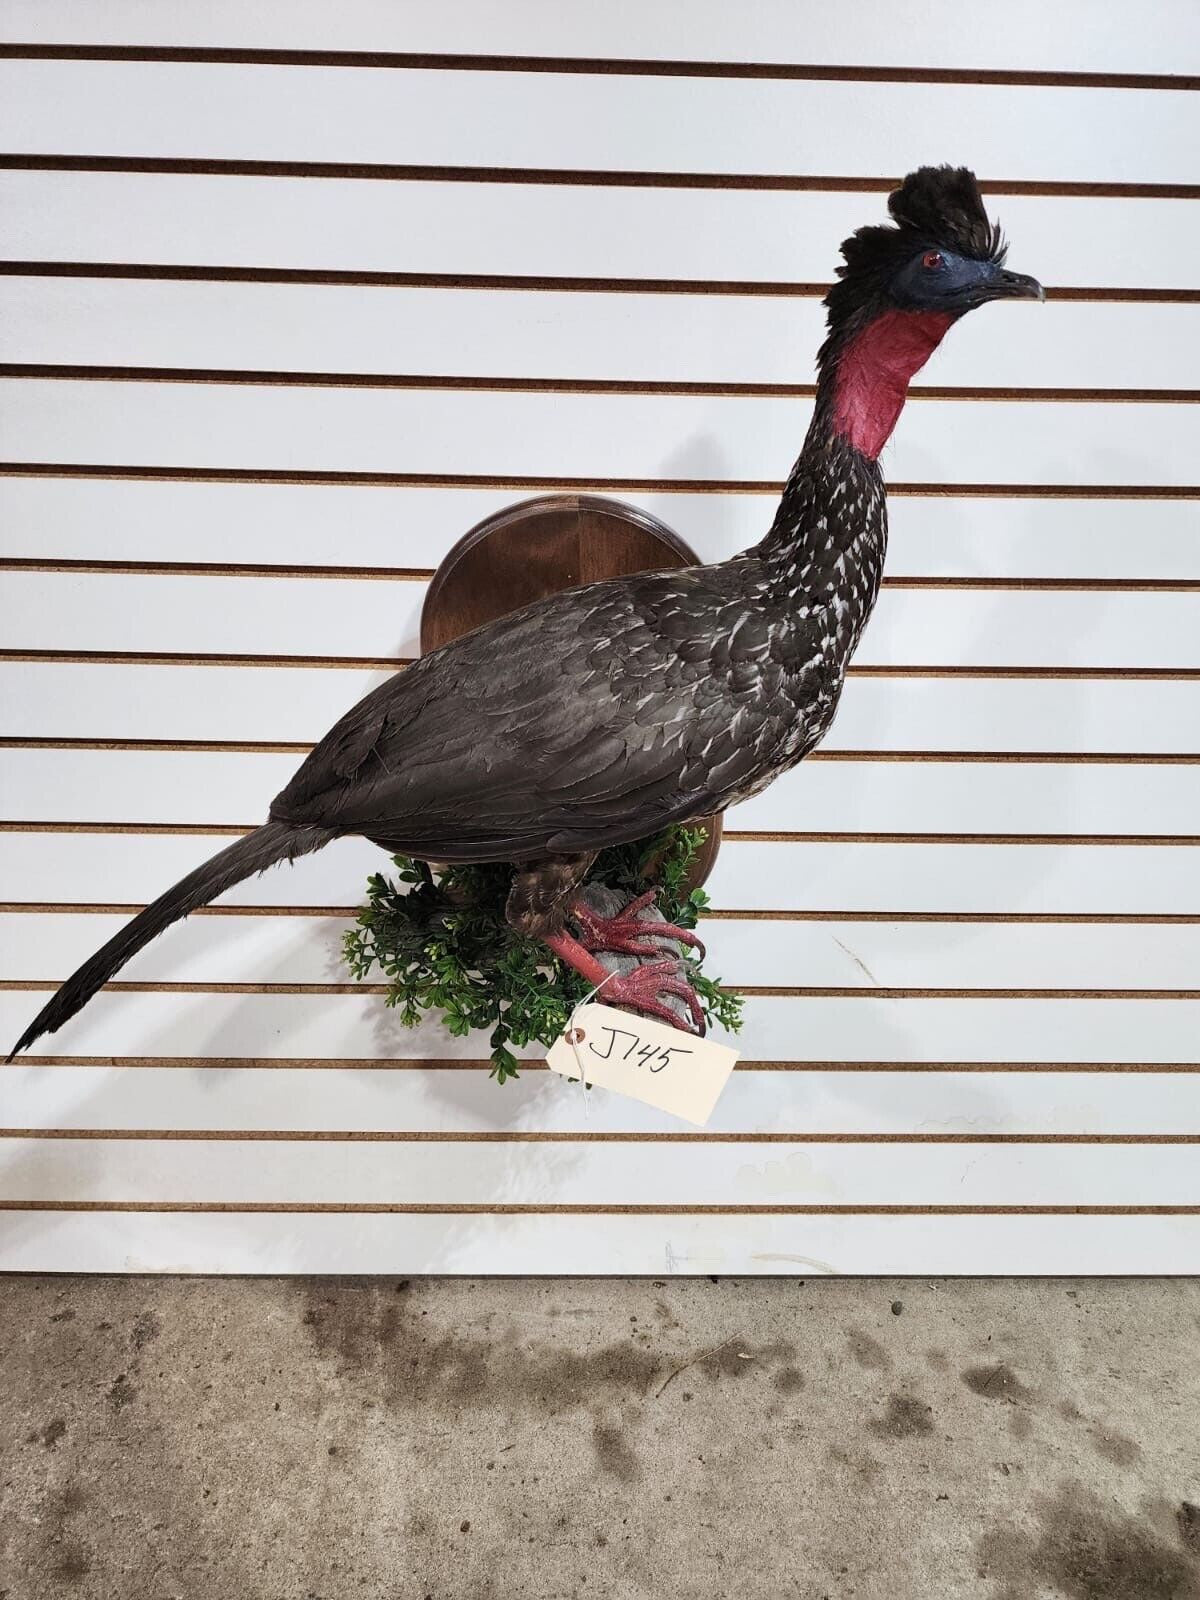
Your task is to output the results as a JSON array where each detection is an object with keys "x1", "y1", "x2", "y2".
[
  {"x1": 570, "y1": 887, "x2": 706, "y2": 961},
  {"x1": 540, "y1": 928, "x2": 706, "y2": 1036},
  {"x1": 507, "y1": 859, "x2": 706, "y2": 1035}
]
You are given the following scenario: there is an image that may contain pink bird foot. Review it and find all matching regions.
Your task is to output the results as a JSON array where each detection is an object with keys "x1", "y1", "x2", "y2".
[
  {"x1": 593, "y1": 956, "x2": 707, "y2": 1036},
  {"x1": 571, "y1": 888, "x2": 706, "y2": 961},
  {"x1": 541, "y1": 930, "x2": 707, "y2": 1036}
]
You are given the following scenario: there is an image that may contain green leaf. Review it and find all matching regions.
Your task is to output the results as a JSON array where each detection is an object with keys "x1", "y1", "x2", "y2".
[{"x1": 342, "y1": 821, "x2": 742, "y2": 1082}]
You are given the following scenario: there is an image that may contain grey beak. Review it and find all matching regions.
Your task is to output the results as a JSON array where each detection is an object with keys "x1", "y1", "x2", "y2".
[{"x1": 992, "y1": 268, "x2": 1046, "y2": 302}]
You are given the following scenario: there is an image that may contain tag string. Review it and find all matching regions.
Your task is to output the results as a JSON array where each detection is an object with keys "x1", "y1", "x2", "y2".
[{"x1": 563, "y1": 968, "x2": 620, "y2": 1121}]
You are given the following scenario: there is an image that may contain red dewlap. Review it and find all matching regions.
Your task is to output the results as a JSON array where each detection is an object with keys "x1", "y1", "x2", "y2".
[{"x1": 832, "y1": 309, "x2": 954, "y2": 459}]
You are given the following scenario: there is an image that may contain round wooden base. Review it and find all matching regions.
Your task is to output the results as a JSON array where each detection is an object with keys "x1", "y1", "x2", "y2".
[{"x1": 420, "y1": 494, "x2": 722, "y2": 888}]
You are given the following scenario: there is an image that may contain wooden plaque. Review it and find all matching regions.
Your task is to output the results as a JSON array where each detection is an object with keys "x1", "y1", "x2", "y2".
[{"x1": 420, "y1": 494, "x2": 722, "y2": 886}]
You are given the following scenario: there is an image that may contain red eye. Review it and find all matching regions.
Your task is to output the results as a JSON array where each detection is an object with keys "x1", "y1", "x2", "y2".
[{"x1": 922, "y1": 250, "x2": 945, "y2": 270}]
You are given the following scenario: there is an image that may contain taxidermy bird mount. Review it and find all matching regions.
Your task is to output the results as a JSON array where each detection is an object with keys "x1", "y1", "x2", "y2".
[{"x1": 9, "y1": 164, "x2": 1042, "y2": 1059}]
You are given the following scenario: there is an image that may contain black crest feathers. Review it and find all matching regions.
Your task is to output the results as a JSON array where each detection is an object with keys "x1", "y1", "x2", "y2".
[
  {"x1": 836, "y1": 164, "x2": 1007, "y2": 282},
  {"x1": 887, "y1": 166, "x2": 1006, "y2": 262}
]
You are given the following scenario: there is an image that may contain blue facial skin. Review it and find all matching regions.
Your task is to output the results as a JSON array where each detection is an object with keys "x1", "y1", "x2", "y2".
[{"x1": 890, "y1": 249, "x2": 1044, "y2": 311}]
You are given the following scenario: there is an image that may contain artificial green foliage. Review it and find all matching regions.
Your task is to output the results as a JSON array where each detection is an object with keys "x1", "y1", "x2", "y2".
[{"x1": 342, "y1": 825, "x2": 743, "y2": 1083}]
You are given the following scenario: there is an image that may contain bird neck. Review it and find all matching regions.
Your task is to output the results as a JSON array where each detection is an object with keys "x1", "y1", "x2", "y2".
[
  {"x1": 751, "y1": 306, "x2": 951, "y2": 604},
  {"x1": 817, "y1": 306, "x2": 953, "y2": 460},
  {"x1": 754, "y1": 432, "x2": 887, "y2": 614}
]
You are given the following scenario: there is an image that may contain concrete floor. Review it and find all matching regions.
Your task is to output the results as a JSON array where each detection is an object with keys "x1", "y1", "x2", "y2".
[{"x1": 0, "y1": 1277, "x2": 1197, "y2": 1600}]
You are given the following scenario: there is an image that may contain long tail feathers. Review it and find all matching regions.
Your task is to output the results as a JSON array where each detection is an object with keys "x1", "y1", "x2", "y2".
[{"x1": 7, "y1": 818, "x2": 333, "y2": 1060}]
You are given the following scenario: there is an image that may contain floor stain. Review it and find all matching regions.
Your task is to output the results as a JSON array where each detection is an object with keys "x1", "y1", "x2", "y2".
[
  {"x1": 962, "y1": 1363, "x2": 1033, "y2": 1404},
  {"x1": 106, "y1": 1375, "x2": 137, "y2": 1413},
  {"x1": 1092, "y1": 1429, "x2": 1142, "y2": 1470},
  {"x1": 696, "y1": 1338, "x2": 796, "y2": 1383},
  {"x1": 826, "y1": 1443, "x2": 882, "y2": 1484},
  {"x1": 652, "y1": 1299, "x2": 681, "y2": 1332},
  {"x1": 27, "y1": 1416, "x2": 67, "y2": 1450},
  {"x1": 868, "y1": 1393, "x2": 934, "y2": 1440},
  {"x1": 977, "y1": 1483, "x2": 1200, "y2": 1600},
  {"x1": 301, "y1": 1281, "x2": 662, "y2": 1412},
  {"x1": 1059, "y1": 1398, "x2": 1143, "y2": 1471},
  {"x1": 4, "y1": 1277, "x2": 1197, "y2": 1598},
  {"x1": 300, "y1": 1282, "x2": 405, "y2": 1372},
  {"x1": 130, "y1": 1312, "x2": 162, "y2": 1352},
  {"x1": 847, "y1": 1329, "x2": 892, "y2": 1371},
  {"x1": 591, "y1": 1422, "x2": 641, "y2": 1483},
  {"x1": 39, "y1": 1484, "x2": 90, "y2": 1586},
  {"x1": 298, "y1": 1285, "x2": 807, "y2": 1470}
]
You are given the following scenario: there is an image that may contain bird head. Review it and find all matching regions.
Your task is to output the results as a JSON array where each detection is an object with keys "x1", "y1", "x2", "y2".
[
  {"x1": 826, "y1": 164, "x2": 1044, "y2": 329},
  {"x1": 813, "y1": 165, "x2": 1043, "y2": 459}
]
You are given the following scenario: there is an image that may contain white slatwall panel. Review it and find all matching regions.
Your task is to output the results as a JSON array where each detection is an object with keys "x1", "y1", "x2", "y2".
[
  {"x1": 1, "y1": 0, "x2": 1193, "y2": 73},
  {"x1": 4, "y1": 173, "x2": 1195, "y2": 290},
  {"x1": 9, "y1": 912, "x2": 1200, "y2": 991},
  {"x1": 4, "y1": 0, "x2": 1196, "y2": 76},
  {"x1": 1, "y1": 6, "x2": 1197, "y2": 1274},
  {"x1": 6, "y1": 571, "x2": 1199, "y2": 667},
  {"x1": 7, "y1": 384, "x2": 1196, "y2": 484},
  {"x1": 7, "y1": 664, "x2": 1200, "y2": 753},
  {"x1": 4, "y1": 989, "x2": 1200, "y2": 1066},
  {"x1": 5, "y1": 833, "x2": 1200, "y2": 916},
  {"x1": 7, "y1": 751, "x2": 1200, "y2": 835},
  {"x1": 8, "y1": 279, "x2": 1199, "y2": 389},
  {"x1": 2, "y1": 62, "x2": 1194, "y2": 183},
  {"x1": 4, "y1": 480, "x2": 1199, "y2": 579},
  {"x1": 5, "y1": 1142, "x2": 1200, "y2": 1209}
]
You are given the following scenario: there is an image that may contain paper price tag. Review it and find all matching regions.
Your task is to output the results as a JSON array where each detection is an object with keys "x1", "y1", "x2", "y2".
[{"x1": 546, "y1": 1003, "x2": 739, "y2": 1127}]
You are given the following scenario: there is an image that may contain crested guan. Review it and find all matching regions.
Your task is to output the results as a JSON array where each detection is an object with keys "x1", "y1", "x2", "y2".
[{"x1": 9, "y1": 164, "x2": 1043, "y2": 1057}]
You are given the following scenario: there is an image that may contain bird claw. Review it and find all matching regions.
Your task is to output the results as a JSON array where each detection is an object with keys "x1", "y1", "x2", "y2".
[
  {"x1": 597, "y1": 956, "x2": 707, "y2": 1037},
  {"x1": 572, "y1": 888, "x2": 706, "y2": 961}
]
